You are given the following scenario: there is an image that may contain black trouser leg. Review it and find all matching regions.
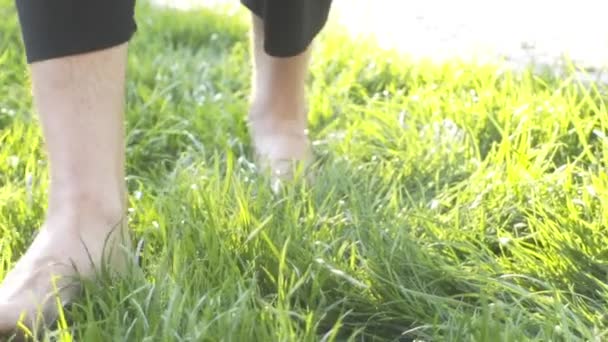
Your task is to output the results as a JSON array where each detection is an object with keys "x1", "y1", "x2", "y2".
[{"x1": 15, "y1": 0, "x2": 137, "y2": 63}]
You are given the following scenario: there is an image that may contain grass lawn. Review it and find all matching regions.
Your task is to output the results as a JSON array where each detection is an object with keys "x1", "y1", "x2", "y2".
[{"x1": 1, "y1": 1, "x2": 608, "y2": 341}]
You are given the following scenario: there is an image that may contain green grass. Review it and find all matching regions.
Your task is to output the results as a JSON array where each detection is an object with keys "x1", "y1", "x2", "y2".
[{"x1": 2, "y1": 1, "x2": 608, "y2": 341}]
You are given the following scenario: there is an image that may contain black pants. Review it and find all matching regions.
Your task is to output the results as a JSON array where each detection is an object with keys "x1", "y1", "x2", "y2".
[{"x1": 15, "y1": 0, "x2": 333, "y2": 63}]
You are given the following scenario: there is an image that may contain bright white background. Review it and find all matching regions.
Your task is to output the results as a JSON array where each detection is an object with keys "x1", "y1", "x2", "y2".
[{"x1": 152, "y1": 0, "x2": 608, "y2": 72}]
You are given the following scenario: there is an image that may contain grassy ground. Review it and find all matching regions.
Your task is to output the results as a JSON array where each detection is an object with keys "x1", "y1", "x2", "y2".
[{"x1": 1, "y1": 1, "x2": 608, "y2": 341}]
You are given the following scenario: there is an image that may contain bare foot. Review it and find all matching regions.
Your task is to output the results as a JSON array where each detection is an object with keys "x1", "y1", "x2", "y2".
[
  {"x1": 0, "y1": 212, "x2": 129, "y2": 336},
  {"x1": 248, "y1": 113, "x2": 313, "y2": 185}
]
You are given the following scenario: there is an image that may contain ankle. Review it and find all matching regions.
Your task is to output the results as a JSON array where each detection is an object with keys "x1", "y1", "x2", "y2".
[
  {"x1": 46, "y1": 189, "x2": 126, "y2": 232},
  {"x1": 249, "y1": 95, "x2": 307, "y2": 118},
  {"x1": 248, "y1": 102, "x2": 308, "y2": 136}
]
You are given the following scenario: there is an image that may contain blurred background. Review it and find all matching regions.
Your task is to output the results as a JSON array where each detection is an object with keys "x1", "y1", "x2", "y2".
[{"x1": 151, "y1": 0, "x2": 608, "y2": 82}]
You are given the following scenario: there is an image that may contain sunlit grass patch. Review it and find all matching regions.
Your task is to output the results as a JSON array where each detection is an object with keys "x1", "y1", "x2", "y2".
[{"x1": 0, "y1": 0, "x2": 607, "y2": 340}]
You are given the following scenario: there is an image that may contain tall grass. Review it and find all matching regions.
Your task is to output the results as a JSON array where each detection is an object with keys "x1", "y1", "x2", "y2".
[{"x1": 1, "y1": 1, "x2": 607, "y2": 340}]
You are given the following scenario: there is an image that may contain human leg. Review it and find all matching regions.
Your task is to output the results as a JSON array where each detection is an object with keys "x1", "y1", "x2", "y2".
[
  {"x1": 0, "y1": 0, "x2": 136, "y2": 333},
  {"x1": 242, "y1": 0, "x2": 333, "y2": 179},
  {"x1": 248, "y1": 14, "x2": 313, "y2": 178}
]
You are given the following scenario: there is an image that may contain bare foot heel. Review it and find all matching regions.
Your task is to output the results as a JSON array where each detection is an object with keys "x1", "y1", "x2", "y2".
[{"x1": 249, "y1": 116, "x2": 314, "y2": 191}]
